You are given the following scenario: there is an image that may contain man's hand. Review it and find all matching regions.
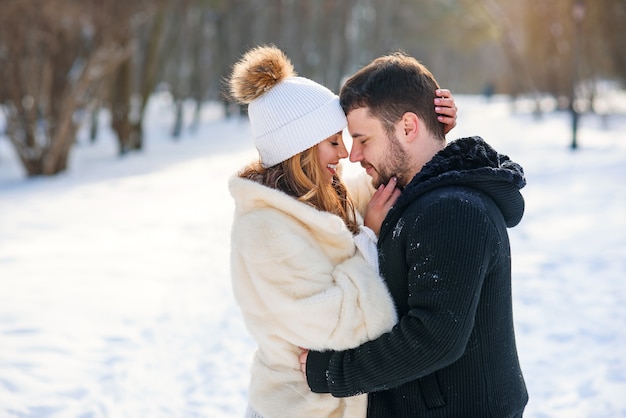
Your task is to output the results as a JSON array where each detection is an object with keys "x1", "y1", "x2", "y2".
[
  {"x1": 435, "y1": 88, "x2": 457, "y2": 135},
  {"x1": 299, "y1": 349, "x2": 309, "y2": 377}
]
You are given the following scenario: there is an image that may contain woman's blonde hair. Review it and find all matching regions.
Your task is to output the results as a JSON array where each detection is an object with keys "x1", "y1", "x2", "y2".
[{"x1": 239, "y1": 144, "x2": 359, "y2": 235}]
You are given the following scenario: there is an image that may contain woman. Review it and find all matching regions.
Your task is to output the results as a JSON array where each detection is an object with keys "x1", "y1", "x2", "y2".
[{"x1": 228, "y1": 46, "x2": 456, "y2": 418}]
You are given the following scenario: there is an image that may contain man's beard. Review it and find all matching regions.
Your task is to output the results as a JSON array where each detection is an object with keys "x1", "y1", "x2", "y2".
[{"x1": 371, "y1": 133, "x2": 411, "y2": 189}]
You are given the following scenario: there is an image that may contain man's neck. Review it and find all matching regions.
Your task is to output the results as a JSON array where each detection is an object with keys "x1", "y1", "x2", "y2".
[{"x1": 408, "y1": 135, "x2": 446, "y2": 179}]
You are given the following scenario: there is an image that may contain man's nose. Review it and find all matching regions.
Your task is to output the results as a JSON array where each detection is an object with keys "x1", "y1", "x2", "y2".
[{"x1": 349, "y1": 142, "x2": 362, "y2": 163}]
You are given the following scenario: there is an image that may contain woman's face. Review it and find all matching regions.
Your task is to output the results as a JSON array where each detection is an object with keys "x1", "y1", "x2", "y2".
[{"x1": 317, "y1": 132, "x2": 349, "y2": 183}]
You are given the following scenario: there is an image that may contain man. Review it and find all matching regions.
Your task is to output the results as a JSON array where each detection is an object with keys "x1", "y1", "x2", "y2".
[{"x1": 300, "y1": 53, "x2": 528, "y2": 417}]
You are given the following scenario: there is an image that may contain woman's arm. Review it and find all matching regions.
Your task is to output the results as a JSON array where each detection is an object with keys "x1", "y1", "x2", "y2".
[{"x1": 232, "y1": 211, "x2": 397, "y2": 352}]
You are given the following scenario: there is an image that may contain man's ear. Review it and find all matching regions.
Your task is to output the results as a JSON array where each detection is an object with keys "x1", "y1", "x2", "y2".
[{"x1": 402, "y1": 112, "x2": 420, "y2": 141}]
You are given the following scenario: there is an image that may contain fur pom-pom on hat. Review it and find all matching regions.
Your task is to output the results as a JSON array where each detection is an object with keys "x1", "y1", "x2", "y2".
[
  {"x1": 229, "y1": 46, "x2": 296, "y2": 104},
  {"x1": 228, "y1": 45, "x2": 347, "y2": 168}
]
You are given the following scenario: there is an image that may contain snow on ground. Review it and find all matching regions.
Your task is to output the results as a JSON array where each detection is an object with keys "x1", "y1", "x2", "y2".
[{"x1": 0, "y1": 93, "x2": 625, "y2": 417}]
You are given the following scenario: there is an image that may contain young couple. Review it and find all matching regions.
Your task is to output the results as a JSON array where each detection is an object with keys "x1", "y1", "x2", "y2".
[{"x1": 228, "y1": 45, "x2": 528, "y2": 418}]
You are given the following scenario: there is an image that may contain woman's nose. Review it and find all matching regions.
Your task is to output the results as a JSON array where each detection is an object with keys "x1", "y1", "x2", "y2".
[{"x1": 338, "y1": 144, "x2": 349, "y2": 159}]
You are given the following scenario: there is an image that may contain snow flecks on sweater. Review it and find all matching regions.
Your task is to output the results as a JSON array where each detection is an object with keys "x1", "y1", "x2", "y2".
[{"x1": 392, "y1": 218, "x2": 405, "y2": 240}]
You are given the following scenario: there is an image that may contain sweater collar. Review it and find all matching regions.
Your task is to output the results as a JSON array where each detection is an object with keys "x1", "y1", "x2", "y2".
[{"x1": 392, "y1": 136, "x2": 526, "y2": 227}]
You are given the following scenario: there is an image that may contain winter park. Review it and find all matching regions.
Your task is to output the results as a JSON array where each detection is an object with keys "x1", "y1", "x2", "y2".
[
  {"x1": 1, "y1": 91, "x2": 626, "y2": 417},
  {"x1": 1, "y1": 1, "x2": 626, "y2": 418}
]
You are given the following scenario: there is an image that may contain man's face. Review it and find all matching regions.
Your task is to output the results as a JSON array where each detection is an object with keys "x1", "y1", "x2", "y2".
[{"x1": 347, "y1": 107, "x2": 411, "y2": 188}]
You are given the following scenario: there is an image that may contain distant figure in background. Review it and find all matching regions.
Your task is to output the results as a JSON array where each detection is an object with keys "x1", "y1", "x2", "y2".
[
  {"x1": 300, "y1": 52, "x2": 529, "y2": 417},
  {"x1": 227, "y1": 45, "x2": 457, "y2": 418},
  {"x1": 483, "y1": 80, "x2": 496, "y2": 101}
]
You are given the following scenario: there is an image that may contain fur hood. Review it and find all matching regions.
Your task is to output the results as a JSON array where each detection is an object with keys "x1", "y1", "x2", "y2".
[{"x1": 229, "y1": 175, "x2": 357, "y2": 253}]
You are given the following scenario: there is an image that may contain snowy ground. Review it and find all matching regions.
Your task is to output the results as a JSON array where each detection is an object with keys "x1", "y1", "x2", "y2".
[{"x1": 1, "y1": 93, "x2": 625, "y2": 418}]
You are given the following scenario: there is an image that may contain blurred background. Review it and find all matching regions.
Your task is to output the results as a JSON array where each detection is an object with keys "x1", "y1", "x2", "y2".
[
  {"x1": 1, "y1": 3, "x2": 626, "y2": 416},
  {"x1": 0, "y1": 0, "x2": 624, "y2": 177}
]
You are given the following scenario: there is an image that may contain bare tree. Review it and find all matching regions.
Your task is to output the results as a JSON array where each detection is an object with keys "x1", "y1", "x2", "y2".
[
  {"x1": 0, "y1": 0, "x2": 153, "y2": 176},
  {"x1": 100, "y1": 1, "x2": 170, "y2": 154}
]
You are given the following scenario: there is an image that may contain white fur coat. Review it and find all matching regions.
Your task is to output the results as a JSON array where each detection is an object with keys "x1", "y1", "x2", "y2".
[{"x1": 229, "y1": 175, "x2": 397, "y2": 418}]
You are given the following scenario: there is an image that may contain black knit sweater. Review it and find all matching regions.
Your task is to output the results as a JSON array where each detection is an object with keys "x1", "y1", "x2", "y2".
[{"x1": 306, "y1": 137, "x2": 529, "y2": 417}]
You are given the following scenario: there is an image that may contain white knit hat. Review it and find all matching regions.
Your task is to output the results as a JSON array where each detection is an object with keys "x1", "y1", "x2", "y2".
[{"x1": 229, "y1": 46, "x2": 347, "y2": 167}]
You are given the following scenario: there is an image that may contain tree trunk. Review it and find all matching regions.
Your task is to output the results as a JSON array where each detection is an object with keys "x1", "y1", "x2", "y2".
[
  {"x1": 0, "y1": 1, "x2": 144, "y2": 175},
  {"x1": 111, "y1": 55, "x2": 134, "y2": 155}
]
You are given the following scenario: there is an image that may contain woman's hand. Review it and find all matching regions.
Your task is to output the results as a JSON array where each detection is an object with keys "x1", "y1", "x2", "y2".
[
  {"x1": 364, "y1": 177, "x2": 401, "y2": 236},
  {"x1": 299, "y1": 349, "x2": 308, "y2": 376},
  {"x1": 435, "y1": 88, "x2": 457, "y2": 135}
]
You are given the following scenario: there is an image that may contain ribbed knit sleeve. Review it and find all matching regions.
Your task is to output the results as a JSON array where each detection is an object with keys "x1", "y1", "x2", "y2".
[{"x1": 306, "y1": 188, "x2": 498, "y2": 397}]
